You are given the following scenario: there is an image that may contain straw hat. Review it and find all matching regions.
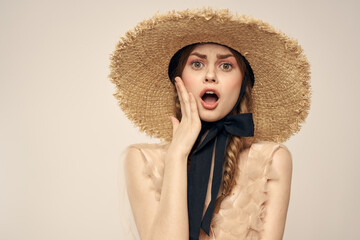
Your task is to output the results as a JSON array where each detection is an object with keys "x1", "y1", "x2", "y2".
[{"x1": 109, "y1": 8, "x2": 311, "y2": 142}]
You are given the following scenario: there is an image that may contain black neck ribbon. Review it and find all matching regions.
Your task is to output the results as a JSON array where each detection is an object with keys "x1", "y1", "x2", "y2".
[{"x1": 187, "y1": 71, "x2": 255, "y2": 240}]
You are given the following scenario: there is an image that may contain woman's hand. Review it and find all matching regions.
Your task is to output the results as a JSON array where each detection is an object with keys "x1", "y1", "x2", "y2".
[{"x1": 168, "y1": 76, "x2": 201, "y2": 159}]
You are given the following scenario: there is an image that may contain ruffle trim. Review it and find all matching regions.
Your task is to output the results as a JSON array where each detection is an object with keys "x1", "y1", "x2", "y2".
[{"x1": 203, "y1": 142, "x2": 284, "y2": 240}]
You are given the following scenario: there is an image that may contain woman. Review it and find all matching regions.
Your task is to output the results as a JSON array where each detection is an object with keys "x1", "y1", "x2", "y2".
[{"x1": 110, "y1": 8, "x2": 311, "y2": 240}]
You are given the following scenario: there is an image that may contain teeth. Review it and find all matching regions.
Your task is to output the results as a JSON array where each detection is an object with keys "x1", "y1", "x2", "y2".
[{"x1": 206, "y1": 91, "x2": 216, "y2": 95}]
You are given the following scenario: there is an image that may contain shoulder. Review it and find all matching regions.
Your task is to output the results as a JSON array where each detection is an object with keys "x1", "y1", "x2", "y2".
[
  {"x1": 243, "y1": 141, "x2": 292, "y2": 181},
  {"x1": 272, "y1": 143, "x2": 292, "y2": 179},
  {"x1": 250, "y1": 141, "x2": 291, "y2": 157},
  {"x1": 124, "y1": 142, "x2": 169, "y2": 155},
  {"x1": 268, "y1": 141, "x2": 292, "y2": 179},
  {"x1": 123, "y1": 142, "x2": 169, "y2": 168},
  {"x1": 123, "y1": 143, "x2": 169, "y2": 200},
  {"x1": 250, "y1": 141, "x2": 292, "y2": 176}
]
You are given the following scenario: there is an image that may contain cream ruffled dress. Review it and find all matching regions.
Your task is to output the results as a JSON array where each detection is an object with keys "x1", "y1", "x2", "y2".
[{"x1": 118, "y1": 141, "x2": 288, "y2": 240}]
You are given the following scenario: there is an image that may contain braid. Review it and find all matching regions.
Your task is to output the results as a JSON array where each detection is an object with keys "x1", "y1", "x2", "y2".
[
  {"x1": 222, "y1": 135, "x2": 242, "y2": 194},
  {"x1": 213, "y1": 79, "x2": 255, "y2": 214}
]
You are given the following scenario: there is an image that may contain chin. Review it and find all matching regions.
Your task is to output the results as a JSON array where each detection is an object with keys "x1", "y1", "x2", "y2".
[{"x1": 199, "y1": 112, "x2": 225, "y2": 122}]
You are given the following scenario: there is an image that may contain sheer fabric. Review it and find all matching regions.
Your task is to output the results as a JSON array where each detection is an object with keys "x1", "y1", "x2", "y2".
[{"x1": 118, "y1": 141, "x2": 288, "y2": 240}]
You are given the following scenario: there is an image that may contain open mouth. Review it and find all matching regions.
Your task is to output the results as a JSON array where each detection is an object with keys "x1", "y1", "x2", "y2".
[
  {"x1": 200, "y1": 89, "x2": 220, "y2": 109},
  {"x1": 201, "y1": 91, "x2": 219, "y2": 104}
]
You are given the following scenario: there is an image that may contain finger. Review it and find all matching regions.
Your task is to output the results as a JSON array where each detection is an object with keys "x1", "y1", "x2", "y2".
[
  {"x1": 175, "y1": 78, "x2": 186, "y2": 119},
  {"x1": 189, "y1": 92, "x2": 200, "y2": 123},
  {"x1": 175, "y1": 77, "x2": 191, "y2": 119},
  {"x1": 169, "y1": 116, "x2": 180, "y2": 137}
]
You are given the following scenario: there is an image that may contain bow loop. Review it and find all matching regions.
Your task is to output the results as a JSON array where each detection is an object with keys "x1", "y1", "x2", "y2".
[{"x1": 224, "y1": 113, "x2": 254, "y2": 137}]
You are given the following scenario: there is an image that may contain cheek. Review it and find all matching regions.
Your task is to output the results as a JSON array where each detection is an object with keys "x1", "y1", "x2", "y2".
[
  {"x1": 183, "y1": 82, "x2": 196, "y2": 95},
  {"x1": 181, "y1": 70, "x2": 200, "y2": 93},
  {"x1": 223, "y1": 76, "x2": 242, "y2": 97}
]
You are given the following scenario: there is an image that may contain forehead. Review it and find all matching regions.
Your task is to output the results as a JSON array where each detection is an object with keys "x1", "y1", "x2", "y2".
[{"x1": 191, "y1": 43, "x2": 232, "y2": 55}]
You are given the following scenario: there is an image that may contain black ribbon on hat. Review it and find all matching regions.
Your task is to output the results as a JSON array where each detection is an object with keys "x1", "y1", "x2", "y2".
[{"x1": 187, "y1": 67, "x2": 255, "y2": 240}]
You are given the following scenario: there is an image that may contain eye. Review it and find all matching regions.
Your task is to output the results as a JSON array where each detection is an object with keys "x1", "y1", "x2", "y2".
[
  {"x1": 191, "y1": 61, "x2": 204, "y2": 69},
  {"x1": 220, "y1": 63, "x2": 233, "y2": 71}
]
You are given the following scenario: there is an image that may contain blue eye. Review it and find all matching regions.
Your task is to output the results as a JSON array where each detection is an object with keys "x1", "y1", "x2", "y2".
[
  {"x1": 220, "y1": 63, "x2": 232, "y2": 71},
  {"x1": 191, "y1": 61, "x2": 203, "y2": 69}
]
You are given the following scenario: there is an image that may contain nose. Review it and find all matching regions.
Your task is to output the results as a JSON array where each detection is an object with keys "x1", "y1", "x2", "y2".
[{"x1": 204, "y1": 66, "x2": 218, "y2": 83}]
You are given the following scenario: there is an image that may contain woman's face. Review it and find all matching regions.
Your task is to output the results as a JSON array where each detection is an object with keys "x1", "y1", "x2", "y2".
[{"x1": 181, "y1": 44, "x2": 243, "y2": 122}]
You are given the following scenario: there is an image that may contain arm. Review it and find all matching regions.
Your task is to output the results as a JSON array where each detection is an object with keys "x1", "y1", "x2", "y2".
[
  {"x1": 124, "y1": 77, "x2": 201, "y2": 240},
  {"x1": 124, "y1": 146, "x2": 188, "y2": 240},
  {"x1": 260, "y1": 146, "x2": 293, "y2": 240}
]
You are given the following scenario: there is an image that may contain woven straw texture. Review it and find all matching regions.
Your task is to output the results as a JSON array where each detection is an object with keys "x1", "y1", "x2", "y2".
[{"x1": 109, "y1": 8, "x2": 311, "y2": 142}]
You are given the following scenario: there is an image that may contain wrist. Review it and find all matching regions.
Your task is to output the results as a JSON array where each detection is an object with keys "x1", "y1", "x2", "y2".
[{"x1": 165, "y1": 144, "x2": 189, "y2": 163}]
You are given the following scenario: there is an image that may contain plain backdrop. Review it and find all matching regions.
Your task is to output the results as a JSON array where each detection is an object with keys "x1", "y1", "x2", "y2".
[{"x1": 1, "y1": 0, "x2": 359, "y2": 239}]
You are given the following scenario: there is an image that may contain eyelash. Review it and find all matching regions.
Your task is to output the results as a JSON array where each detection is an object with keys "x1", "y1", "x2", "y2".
[
  {"x1": 190, "y1": 60, "x2": 233, "y2": 71},
  {"x1": 220, "y1": 63, "x2": 233, "y2": 71},
  {"x1": 191, "y1": 61, "x2": 204, "y2": 69}
]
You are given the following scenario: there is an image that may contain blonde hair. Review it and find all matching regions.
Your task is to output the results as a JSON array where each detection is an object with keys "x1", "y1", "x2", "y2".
[{"x1": 172, "y1": 43, "x2": 256, "y2": 214}]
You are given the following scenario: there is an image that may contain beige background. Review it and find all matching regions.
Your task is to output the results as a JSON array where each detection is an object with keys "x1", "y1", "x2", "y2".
[{"x1": 1, "y1": 0, "x2": 359, "y2": 239}]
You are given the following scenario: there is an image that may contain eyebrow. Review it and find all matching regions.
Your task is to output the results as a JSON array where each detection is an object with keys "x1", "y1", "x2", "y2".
[
  {"x1": 189, "y1": 52, "x2": 235, "y2": 59},
  {"x1": 189, "y1": 52, "x2": 207, "y2": 59},
  {"x1": 217, "y1": 54, "x2": 234, "y2": 59}
]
